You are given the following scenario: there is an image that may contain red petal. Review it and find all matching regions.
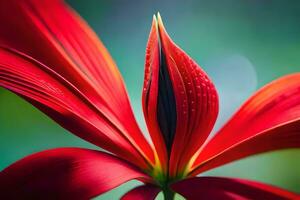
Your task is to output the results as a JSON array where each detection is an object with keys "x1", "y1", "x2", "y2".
[
  {"x1": 171, "y1": 177, "x2": 299, "y2": 200},
  {"x1": 0, "y1": 148, "x2": 152, "y2": 199},
  {"x1": 0, "y1": 0, "x2": 154, "y2": 168},
  {"x1": 157, "y1": 14, "x2": 219, "y2": 177},
  {"x1": 0, "y1": 47, "x2": 149, "y2": 170},
  {"x1": 142, "y1": 16, "x2": 169, "y2": 173},
  {"x1": 191, "y1": 73, "x2": 300, "y2": 175},
  {"x1": 142, "y1": 14, "x2": 218, "y2": 177},
  {"x1": 121, "y1": 185, "x2": 160, "y2": 200}
]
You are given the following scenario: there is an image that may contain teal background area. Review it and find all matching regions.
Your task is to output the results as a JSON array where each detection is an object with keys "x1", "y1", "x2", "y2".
[{"x1": 0, "y1": 0, "x2": 300, "y2": 199}]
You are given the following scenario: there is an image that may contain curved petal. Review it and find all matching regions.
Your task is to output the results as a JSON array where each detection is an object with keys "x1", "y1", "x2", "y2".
[
  {"x1": 0, "y1": 0, "x2": 154, "y2": 168},
  {"x1": 191, "y1": 73, "x2": 300, "y2": 175},
  {"x1": 0, "y1": 148, "x2": 152, "y2": 199},
  {"x1": 121, "y1": 185, "x2": 160, "y2": 200},
  {"x1": 190, "y1": 120, "x2": 300, "y2": 176},
  {"x1": 171, "y1": 177, "x2": 299, "y2": 200},
  {"x1": 0, "y1": 47, "x2": 149, "y2": 170},
  {"x1": 142, "y1": 14, "x2": 218, "y2": 177},
  {"x1": 142, "y1": 16, "x2": 169, "y2": 173}
]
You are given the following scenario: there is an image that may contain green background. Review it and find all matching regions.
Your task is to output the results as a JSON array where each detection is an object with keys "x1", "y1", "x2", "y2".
[{"x1": 1, "y1": 0, "x2": 300, "y2": 199}]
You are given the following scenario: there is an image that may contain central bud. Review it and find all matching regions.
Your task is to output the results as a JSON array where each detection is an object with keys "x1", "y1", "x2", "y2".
[{"x1": 142, "y1": 14, "x2": 218, "y2": 184}]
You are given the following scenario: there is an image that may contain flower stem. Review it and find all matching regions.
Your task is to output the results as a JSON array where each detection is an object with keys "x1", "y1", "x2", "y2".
[{"x1": 162, "y1": 186, "x2": 175, "y2": 200}]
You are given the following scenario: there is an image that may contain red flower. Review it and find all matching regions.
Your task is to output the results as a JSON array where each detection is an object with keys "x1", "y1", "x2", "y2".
[{"x1": 0, "y1": 1, "x2": 299, "y2": 199}]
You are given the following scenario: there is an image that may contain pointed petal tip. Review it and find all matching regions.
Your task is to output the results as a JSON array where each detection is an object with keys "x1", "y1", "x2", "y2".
[
  {"x1": 150, "y1": 12, "x2": 164, "y2": 32},
  {"x1": 150, "y1": 14, "x2": 159, "y2": 32},
  {"x1": 156, "y1": 12, "x2": 162, "y2": 23},
  {"x1": 155, "y1": 12, "x2": 171, "y2": 45},
  {"x1": 152, "y1": 14, "x2": 157, "y2": 24},
  {"x1": 156, "y1": 12, "x2": 165, "y2": 30}
]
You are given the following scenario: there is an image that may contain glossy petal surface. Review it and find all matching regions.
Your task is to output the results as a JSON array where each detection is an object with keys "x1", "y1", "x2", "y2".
[
  {"x1": 0, "y1": 47, "x2": 149, "y2": 169},
  {"x1": 0, "y1": 0, "x2": 154, "y2": 168},
  {"x1": 191, "y1": 73, "x2": 300, "y2": 175},
  {"x1": 0, "y1": 148, "x2": 151, "y2": 199},
  {"x1": 172, "y1": 177, "x2": 299, "y2": 200}
]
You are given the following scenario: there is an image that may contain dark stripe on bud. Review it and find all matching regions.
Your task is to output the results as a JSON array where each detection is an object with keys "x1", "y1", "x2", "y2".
[{"x1": 157, "y1": 41, "x2": 177, "y2": 153}]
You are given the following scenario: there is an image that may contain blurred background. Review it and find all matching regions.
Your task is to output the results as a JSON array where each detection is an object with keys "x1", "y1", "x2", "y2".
[{"x1": 0, "y1": 0, "x2": 300, "y2": 199}]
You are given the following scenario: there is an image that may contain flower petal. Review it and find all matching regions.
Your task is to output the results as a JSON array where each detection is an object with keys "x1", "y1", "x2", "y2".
[
  {"x1": 171, "y1": 177, "x2": 299, "y2": 200},
  {"x1": 142, "y1": 14, "x2": 218, "y2": 177},
  {"x1": 0, "y1": 148, "x2": 152, "y2": 199},
  {"x1": 0, "y1": 47, "x2": 149, "y2": 170},
  {"x1": 121, "y1": 185, "x2": 160, "y2": 200},
  {"x1": 142, "y1": 16, "x2": 169, "y2": 173},
  {"x1": 0, "y1": 0, "x2": 154, "y2": 168},
  {"x1": 191, "y1": 73, "x2": 300, "y2": 175}
]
